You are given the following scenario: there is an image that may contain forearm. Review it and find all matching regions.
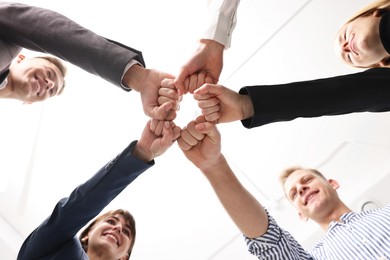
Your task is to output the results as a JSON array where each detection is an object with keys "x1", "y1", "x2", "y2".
[
  {"x1": 240, "y1": 68, "x2": 390, "y2": 128},
  {"x1": 0, "y1": 2, "x2": 145, "y2": 89},
  {"x1": 201, "y1": 155, "x2": 268, "y2": 238}
]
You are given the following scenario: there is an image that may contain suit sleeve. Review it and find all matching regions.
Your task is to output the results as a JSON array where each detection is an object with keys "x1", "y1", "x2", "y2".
[
  {"x1": 17, "y1": 141, "x2": 153, "y2": 259},
  {"x1": 239, "y1": 68, "x2": 390, "y2": 128},
  {"x1": 0, "y1": 2, "x2": 145, "y2": 90}
]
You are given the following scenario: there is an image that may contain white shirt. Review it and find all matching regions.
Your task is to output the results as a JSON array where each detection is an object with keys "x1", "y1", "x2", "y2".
[{"x1": 202, "y1": 0, "x2": 241, "y2": 49}]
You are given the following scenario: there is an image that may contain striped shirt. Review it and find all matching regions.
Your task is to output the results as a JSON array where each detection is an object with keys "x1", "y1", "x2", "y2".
[{"x1": 245, "y1": 205, "x2": 390, "y2": 259}]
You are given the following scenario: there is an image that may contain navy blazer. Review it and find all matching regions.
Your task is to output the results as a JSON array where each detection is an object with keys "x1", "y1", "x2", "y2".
[
  {"x1": 0, "y1": 1, "x2": 145, "y2": 90},
  {"x1": 17, "y1": 141, "x2": 153, "y2": 260}
]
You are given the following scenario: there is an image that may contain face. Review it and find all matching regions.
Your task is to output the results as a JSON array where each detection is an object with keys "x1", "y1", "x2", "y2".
[
  {"x1": 284, "y1": 170, "x2": 339, "y2": 220},
  {"x1": 7, "y1": 56, "x2": 64, "y2": 103},
  {"x1": 86, "y1": 214, "x2": 133, "y2": 259},
  {"x1": 335, "y1": 13, "x2": 389, "y2": 67}
]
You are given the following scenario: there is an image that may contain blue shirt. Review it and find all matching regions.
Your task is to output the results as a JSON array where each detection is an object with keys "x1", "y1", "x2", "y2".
[{"x1": 246, "y1": 205, "x2": 390, "y2": 260}]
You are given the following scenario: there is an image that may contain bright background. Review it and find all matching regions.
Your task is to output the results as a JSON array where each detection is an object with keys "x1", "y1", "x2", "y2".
[{"x1": 2, "y1": 0, "x2": 390, "y2": 259}]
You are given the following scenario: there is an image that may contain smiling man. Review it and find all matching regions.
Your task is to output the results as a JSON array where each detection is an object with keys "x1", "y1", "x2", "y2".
[
  {"x1": 0, "y1": 54, "x2": 66, "y2": 103},
  {"x1": 178, "y1": 117, "x2": 390, "y2": 259}
]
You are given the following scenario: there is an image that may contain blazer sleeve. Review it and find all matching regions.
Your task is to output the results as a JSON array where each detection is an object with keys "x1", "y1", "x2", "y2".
[
  {"x1": 239, "y1": 68, "x2": 390, "y2": 128},
  {"x1": 0, "y1": 2, "x2": 145, "y2": 90},
  {"x1": 17, "y1": 140, "x2": 153, "y2": 259}
]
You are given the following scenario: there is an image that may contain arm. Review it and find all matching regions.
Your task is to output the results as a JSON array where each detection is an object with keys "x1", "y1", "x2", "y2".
[
  {"x1": 195, "y1": 68, "x2": 390, "y2": 128},
  {"x1": 178, "y1": 117, "x2": 313, "y2": 259},
  {"x1": 0, "y1": 2, "x2": 143, "y2": 90},
  {"x1": 0, "y1": 2, "x2": 178, "y2": 119},
  {"x1": 174, "y1": 0, "x2": 241, "y2": 95},
  {"x1": 178, "y1": 116, "x2": 267, "y2": 238},
  {"x1": 17, "y1": 119, "x2": 179, "y2": 259}
]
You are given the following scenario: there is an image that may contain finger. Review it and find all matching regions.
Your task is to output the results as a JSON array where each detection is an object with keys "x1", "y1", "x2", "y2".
[
  {"x1": 193, "y1": 83, "x2": 221, "y2": 96},
  {"x1": 204, "y1": 112, "x2": 220, "y2": 123},
  {"x1": 159, "y1": 121, "x2": 174, "y2": 148},
  {"x1": 158, "y1": 96, "x2": 180, "y2": 111},
  {"x1": 180, "y1": 127, "x2": 200, "y2": 146},
  {"x1": 164, "y1": 110, "x2": 177, "y2": 121},
  {"x1": 205, "y1": 72, "x2": 213, "y2": 84},
  {"x1": 149, "y1": 118, "x2": 158, "y2": 132},
  {"x1": 195, "y1": 121, "x2": 219, "y2": 143},
  {"x1": 152, "y1": 102, "x2": 173, "y2": 120},
  {"x1": 161, "y1": 78, "x2": 176, "y2": 88},
  {"x1": 187, "y1": 73, "x2": 198, "y2": 94},
  {"x1": 174, "y1": 68, "x2": 188, "y2": 95},
  {"x1": 177, "y1": 137, "x2": 192, "y2": 151},
  {"x1": 197, "y1": 98, "x2": 219, "y2": 109},
  {"x1": 186, "y1": 120, "x2": 205, "y2": 141},
  {"x1": 158, "y1": 87, "x2": 180, "y2": 99}
]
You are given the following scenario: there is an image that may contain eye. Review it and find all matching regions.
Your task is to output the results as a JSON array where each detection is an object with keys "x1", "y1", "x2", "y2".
[
  {"x1": 290, "y1": 191, "x2": 297, "y2": 200},
  {"x1": 106, "y1": 219, "x2": 115, "y2": 225},
  {"x1": 123, "y1": 229, "x2": 131, "y2": 237}
]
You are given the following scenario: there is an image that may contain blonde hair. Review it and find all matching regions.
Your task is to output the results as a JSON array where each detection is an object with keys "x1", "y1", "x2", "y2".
[
  {"x1": 346, "y1": 0, "x2": 390, "y2": 24},
  {"x1": 279, "y1": 166, "x2": 326, "y2": 189}
]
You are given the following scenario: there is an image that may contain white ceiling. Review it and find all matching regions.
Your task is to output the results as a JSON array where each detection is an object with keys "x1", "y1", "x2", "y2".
[{"x1": 2, "y1": 0, "x2": 390, "y2": 259}]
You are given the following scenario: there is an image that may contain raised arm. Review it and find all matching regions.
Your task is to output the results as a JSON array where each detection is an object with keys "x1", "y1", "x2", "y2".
[
  {"x1": 17, "y1": 119, "x2": 179, "y2": 259},
  {"x1": 178, "y1": 116, "x2": 267, "y2": 238},
  {"x1": 174, "y1": 0, "x2": 241, "y2": 95}
]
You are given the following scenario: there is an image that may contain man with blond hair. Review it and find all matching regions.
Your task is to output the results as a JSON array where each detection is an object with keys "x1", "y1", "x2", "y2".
[{"x1": 178, "y1": 116, "x2": 390, "y2": 259}]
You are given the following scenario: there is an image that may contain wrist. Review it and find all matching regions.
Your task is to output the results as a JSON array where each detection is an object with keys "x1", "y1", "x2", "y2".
[
  {"x1": 241, "y1": 94, "x2": 254, "y2": 120},
  {"x1": 132, "y1": 143, "x2": 153, "y2": 163},
  {"x1": 122, "y1": 64, "x2": 146, "y2": 92},
  {"x1": 199, "y1": 39, "x2": 225, "y2": 53}
]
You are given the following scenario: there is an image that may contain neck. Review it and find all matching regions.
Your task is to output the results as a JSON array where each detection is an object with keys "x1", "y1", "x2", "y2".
[{"x1": 316, "y1": 202, "x2": 352, "y2": 230}]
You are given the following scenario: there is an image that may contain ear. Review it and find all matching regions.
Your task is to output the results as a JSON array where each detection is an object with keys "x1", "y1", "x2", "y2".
[
  {"x1": 16, "y1": 54, "x2": 26, "y2": 63},
  {"x1": 298, "y1": 212, "x2": 308, "y2": 222},
  {"x1": 373, "y1": 9, "x2": 382, "y2": 17},
  {"x1": 328, "y1": 179, "x2": 340, "y2": 190},
  {"x1": 378, "y1": 56, "x2": 390, "y2": 67}
]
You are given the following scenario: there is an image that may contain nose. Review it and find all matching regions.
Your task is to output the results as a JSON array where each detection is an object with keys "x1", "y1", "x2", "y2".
[
  {"x1": 298, "y1": 185, "x2": 308, "y2": 196},
  {"x1": 45, "y1": 78, "x2": 54, "y2": 90},
  {"x1": 113, "y1": 224, "x2": 122, "y2": 234},
  {"x1": 341, "y1": 40, "x2": 351, "y2": 53}
]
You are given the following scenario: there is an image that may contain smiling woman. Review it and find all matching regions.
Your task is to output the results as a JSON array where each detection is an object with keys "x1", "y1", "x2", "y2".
[{"x1": 335, "y1": 0, "x2": 390, "y2": 68}]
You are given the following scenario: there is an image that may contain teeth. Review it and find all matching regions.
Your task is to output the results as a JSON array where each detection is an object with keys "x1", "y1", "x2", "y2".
[{"x1": 106, "y1": 234, "x2": 118, "y2": 245}]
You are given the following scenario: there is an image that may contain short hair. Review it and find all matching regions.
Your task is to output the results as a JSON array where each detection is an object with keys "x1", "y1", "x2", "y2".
[
  {"x1": 35, "y1": 56, "x2": 67, "y2": 95},
  {"x1": 79, "y1": 209, "x2": 136, "y2": 259},
  {"x1": 279, "y1": 166, "x2": 327, "y2": 189}
]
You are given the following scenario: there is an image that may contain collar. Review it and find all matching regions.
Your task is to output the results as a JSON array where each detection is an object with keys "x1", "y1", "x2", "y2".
[{"x1": 379, "y1": 11, "x2": 390, "y2": 54}]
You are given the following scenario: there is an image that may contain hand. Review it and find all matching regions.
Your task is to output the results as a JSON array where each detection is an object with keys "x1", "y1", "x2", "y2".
[
  {"x1": 174, "y1": 39, "x2": 224, "y2": 95},
  {"x1": 134, "y1": 119, "x2": 180, "y2": 162},
  {"x1": 158, "y1": 78, "x2": 182, "y2": 116},
  {"x1": 123, "y1": 65, "x2": 176, "y2": 120},
  {"x1": 193, "y1": 83, "x2": 254, "y2": 123},
  {"x1": 178, "y1": 116, "x2": 221, "y2": 170}
]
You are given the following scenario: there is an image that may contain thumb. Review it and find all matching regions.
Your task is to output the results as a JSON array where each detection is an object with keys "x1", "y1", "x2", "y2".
[
  {"x1": 195, "y1": 121, "x2": 219, "y2": 144},
  {"x1": 193, "y1": 83, "x2": 221, "y2": 97}
]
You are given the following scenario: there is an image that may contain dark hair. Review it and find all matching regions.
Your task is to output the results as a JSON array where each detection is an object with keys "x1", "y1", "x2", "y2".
[{"x1": 79, "y1": 209, "x2": 136, "y2": 259}]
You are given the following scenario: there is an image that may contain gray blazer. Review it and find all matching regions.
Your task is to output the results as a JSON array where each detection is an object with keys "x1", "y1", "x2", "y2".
[{"x1": 0, "y1": 1, "x2": 145, "y2": 90}]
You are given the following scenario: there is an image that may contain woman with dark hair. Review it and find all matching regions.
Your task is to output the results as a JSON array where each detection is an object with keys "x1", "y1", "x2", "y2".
[{"x1": 17, "y1": 120, "x2": 180, "y2": 260}]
